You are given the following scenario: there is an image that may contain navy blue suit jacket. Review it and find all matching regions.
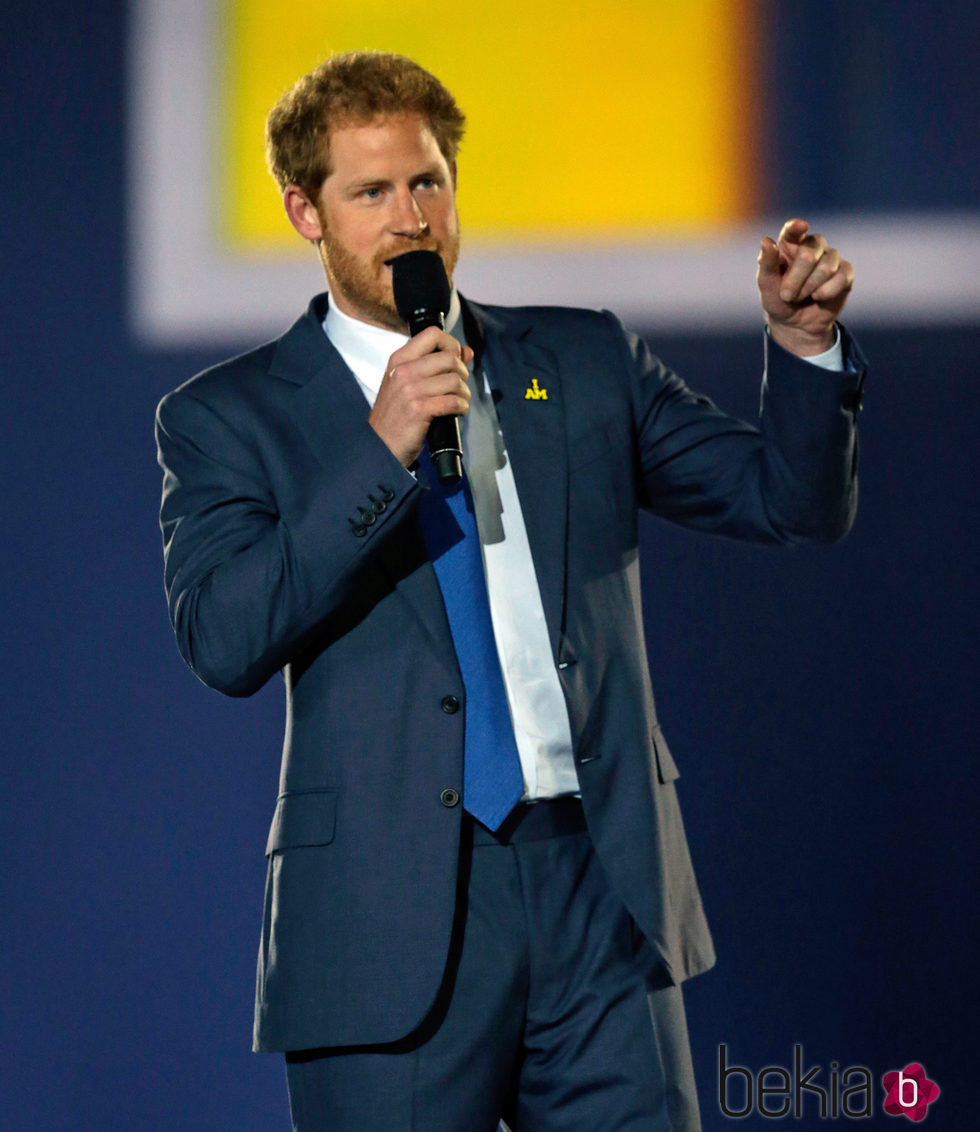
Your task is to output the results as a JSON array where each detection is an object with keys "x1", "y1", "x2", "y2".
[{"x1": 156, "y1": 293, "x2": 865, "y2": 1053}]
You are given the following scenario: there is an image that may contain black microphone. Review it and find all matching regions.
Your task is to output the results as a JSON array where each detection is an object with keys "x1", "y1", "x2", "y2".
[{"x1": 391, "y1": 250, "x2": 463, "y2": 484}]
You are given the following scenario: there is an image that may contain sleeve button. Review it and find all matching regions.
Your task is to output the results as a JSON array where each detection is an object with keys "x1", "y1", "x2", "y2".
[
  {"x1": 440, "y1": 788, "x2": 460, "y2": 808},
  {"x1": 441, "y1": 695, "x2": 460, "y2": 714},
  {"x1": 351, "y1": 523, "x2": 367, "y2": 538}
]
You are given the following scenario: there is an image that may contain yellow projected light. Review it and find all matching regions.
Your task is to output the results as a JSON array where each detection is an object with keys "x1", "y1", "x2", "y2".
[{"x1": 220, "y1": 0, "x2": 757, "y2": 249}]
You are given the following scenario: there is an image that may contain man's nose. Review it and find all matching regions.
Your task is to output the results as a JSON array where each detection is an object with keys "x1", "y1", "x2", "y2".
[{"x1": 391, "y1": 187, "x2": 429, "y2": 236}]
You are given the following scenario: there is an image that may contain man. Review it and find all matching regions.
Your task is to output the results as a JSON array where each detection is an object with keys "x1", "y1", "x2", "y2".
[{"x1": 156, "y1": 52, "x2": 864, "y2": 1131}]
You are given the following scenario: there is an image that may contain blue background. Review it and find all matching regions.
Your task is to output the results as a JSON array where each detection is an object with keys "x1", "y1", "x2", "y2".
[{"x1": 3, "y1": 2, "x2": 976, "y2": 1127}]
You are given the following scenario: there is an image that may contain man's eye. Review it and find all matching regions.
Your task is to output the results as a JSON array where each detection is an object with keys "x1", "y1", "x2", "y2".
[{"x1": 362, "y1": 187, "x2": 382, "y2": 200}]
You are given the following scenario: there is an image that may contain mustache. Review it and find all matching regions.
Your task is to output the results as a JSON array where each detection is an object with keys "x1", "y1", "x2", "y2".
[{"x1": 380, "y1": 241, "x2": 442, "y2": 266}]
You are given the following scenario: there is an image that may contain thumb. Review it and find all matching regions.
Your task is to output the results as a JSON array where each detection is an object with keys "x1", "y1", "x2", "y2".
[{"x1": 757, "y1": 236, "x2": 781, "y2": 279}]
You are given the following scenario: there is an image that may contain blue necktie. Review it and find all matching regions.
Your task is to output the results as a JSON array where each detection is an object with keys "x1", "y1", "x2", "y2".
[{"x1": 417, "y1": 450, "x2": 525, "y2": 831}]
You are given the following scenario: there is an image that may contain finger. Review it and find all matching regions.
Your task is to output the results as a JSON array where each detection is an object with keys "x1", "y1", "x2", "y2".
[
  {"x1": 384, "y1": 342, "x2": 468, "y2": 394},
  {"x1": 811, "y1": 259, "x2": 855, "y2": 302},
  {"x1": 796, "y1": 248, "x2": 841, "y2": 301},
  {"x1": 394, "y1": 362, "x2": 471, "y2": 402},
  {"x1": 756, "y1": 236, "x2": 782, "y2": 280},
  {"x1": 404, "y1": 378, "x2": 471, "y2": 423},
  {"x1": 777, "y1": 217, "x2": 810, "y2": 246},
  {"x1": 428, "y1": 391, "x2": 471, "y2": 419},
  {"x1": 779, "y1": 233, "x2": 829, "y2": 302},
  {"x1": 392, "y1": 326, "x2": 462, "y2": 362},
  {"x1": 393, "y1": 349, "x2": 471, "y2": 387},
  {"x1": 416, "y1": 368, "x2": 471, "y2": 398}
]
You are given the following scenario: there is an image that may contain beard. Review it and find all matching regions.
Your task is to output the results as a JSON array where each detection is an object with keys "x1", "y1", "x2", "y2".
[{"x1": 319, "y1": 220, "x2": 460, "y2": 332}]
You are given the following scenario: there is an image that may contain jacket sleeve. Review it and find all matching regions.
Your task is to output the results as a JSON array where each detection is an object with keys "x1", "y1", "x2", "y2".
[
  {"x1": 155, "y1": 383, "x2": 419, "y2": 697},
  {"x1": 612, "y1": 313, "x2": 866, "y2": 545}
]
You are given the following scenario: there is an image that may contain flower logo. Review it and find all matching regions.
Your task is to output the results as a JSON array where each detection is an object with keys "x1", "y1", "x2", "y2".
[{"x1": 882, "y1": 1063, "x2": 940, "y2": 1121}]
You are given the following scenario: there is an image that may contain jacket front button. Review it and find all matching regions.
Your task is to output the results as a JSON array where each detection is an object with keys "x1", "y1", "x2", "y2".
[
  {"x1": 440, "y1": 788, "x2": 460, "y2": 808},
  {"x1": 441, "y1": 695, "x2": 460, "y2": 714}
]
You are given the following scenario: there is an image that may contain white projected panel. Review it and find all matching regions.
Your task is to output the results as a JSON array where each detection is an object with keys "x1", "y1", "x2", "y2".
[{"x1": 128, "y1": 0, "x2": 980, "y2": 346}]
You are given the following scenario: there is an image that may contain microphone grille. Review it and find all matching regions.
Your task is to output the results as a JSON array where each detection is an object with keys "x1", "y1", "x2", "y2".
[{"x1": 391, "y1": 250, "x2": 451, "y2": 322}]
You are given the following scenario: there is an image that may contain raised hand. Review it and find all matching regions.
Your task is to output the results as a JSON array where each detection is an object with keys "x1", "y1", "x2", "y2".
[{"x1": 756, "y1": 218, "x2": 854, "y2": 356}]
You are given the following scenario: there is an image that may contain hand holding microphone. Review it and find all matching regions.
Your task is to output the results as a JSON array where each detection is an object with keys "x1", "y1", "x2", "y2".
[{"x1": 368, "y1": 251, "x2": 471, "y2": 481}]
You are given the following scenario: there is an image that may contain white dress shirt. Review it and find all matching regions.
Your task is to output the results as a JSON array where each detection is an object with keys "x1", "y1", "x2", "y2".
[{"x1": 324, "y1": 293, "x2": 580, "y2": 800}]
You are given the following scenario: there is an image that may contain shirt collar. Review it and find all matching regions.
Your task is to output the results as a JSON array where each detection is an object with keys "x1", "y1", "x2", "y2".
[{"x1": 323, "y1": 289, "x2": 462, "y2": 396}]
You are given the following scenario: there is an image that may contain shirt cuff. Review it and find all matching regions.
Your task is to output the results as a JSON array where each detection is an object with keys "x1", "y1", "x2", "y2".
[{"x1": 798, "y1": 326, "x2": 843, "y2": 372}]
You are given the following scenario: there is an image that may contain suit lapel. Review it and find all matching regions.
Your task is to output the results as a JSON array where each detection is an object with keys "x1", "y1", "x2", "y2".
[
  {"x1": 465, "y1": 300, "x2": 569, "y2": 658},
  {"x1": 268, "y1": 294, "x2": 460, "y2": 679},
  {"x1": 271, "y1": 295, "x2": 377, "y2": 461}
]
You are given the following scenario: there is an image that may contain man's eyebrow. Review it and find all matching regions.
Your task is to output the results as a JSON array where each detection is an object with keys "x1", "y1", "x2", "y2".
[
  {"x1": 346, "y1": 177, "x2": 389, "y2": 191},
  {"x1": 341, "y1": 167, "x2": 447, "y2": 194}
]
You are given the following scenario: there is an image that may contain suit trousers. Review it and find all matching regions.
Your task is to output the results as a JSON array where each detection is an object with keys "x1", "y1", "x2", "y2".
[{"x1": 284, "y1": 800, "x2": 701, "y2": 1131}]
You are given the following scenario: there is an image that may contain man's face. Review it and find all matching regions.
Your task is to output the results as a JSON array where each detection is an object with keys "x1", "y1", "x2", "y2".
[{"x1": 312, "y1": 114, "x2": 460, "y2": 330}]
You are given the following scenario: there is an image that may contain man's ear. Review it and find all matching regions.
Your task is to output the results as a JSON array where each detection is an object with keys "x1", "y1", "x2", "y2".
[{"x1": 283, "y1": 185, "x2": 323, "y2": 242}]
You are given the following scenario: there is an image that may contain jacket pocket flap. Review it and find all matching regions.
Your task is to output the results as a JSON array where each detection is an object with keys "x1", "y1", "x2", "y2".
[
  {"x1": 652, "y1": 724, "x2": 680, "y2": 784},
  {"x1": 265, "y1": 789, "x2": 338, "y2": 855}
]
